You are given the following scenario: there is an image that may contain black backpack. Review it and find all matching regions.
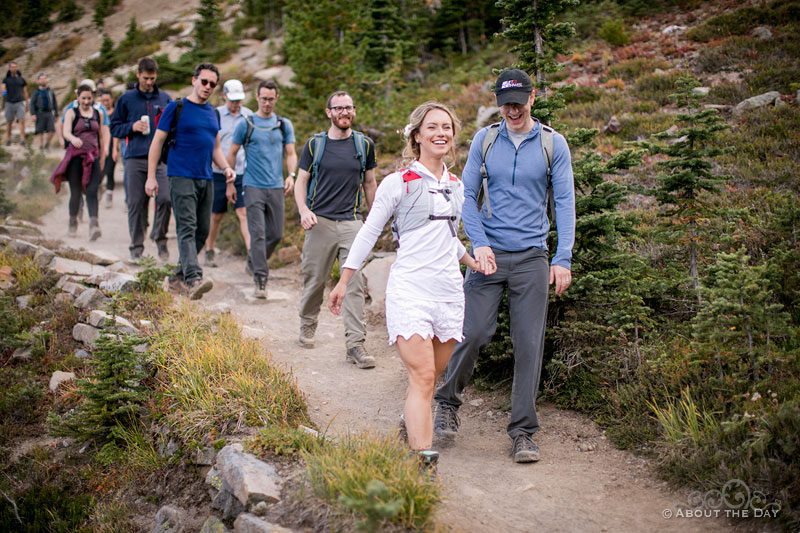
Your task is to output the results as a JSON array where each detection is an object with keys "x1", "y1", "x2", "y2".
[
  {"x1": 64, "y1": 106, "x2": 101, "y2": 149},
  {"x1": 159, "y1": 98, "x2": 184, "y2": 165}
]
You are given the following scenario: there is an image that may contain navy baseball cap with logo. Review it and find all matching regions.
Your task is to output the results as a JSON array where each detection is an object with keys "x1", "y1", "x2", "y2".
[{"x1": 494, "y1": 69, "x2": 534, "y2": 106}]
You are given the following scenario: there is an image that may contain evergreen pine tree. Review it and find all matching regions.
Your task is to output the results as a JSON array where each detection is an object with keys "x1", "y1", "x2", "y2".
[
  {"x1": 19, "y1": 0, "x2": 53, "y2": 37},
  {"x1": 692, "y1": 248, "x2": 790, "y2": 385},
  {"x1": 48, "y1": 334, "x2": 148, "y2": 443},
  {"x1": 121, "y1": 16, "x2": 142, "y2": 50},
  {"x1": 0, "y1": 172, "x2": 15, "y2": 218},
  {"x1": 57, "y1": 0, "x2": 83, "y2": 23},
  {"x1": 283, "y1": 0, "x2": 369, "y2": 107},
  {"x1": 98, "y1": 34, "x2": 116, "y2": 72},
  {"x1": 495, "y1": 0, "x2": 578, "y2": 123},
  {"x1": 633, "y1": 75, "x2": 732, "y2": 300}
]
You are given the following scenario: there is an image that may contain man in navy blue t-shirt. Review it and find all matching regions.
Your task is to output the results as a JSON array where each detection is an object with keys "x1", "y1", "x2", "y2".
[{"x1": 146, "y1": 62, "x2": 235, "y2": 300}]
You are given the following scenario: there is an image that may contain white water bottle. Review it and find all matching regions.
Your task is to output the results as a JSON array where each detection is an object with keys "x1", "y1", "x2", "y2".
[{"x1": 141, "y1": 115, "x2": 150, "y2": 135}]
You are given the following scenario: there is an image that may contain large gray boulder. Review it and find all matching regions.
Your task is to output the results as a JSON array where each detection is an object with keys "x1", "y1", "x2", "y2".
[
  {"x1": 733, "y1": 91, "x2": 781, "y2": 116},
  {"x1": 49, "y1": 257, "x2": 107, "y2": 277},
  {"x1": 200, "y1": 516, "x2": 230, "y2": 533},
  {"x1": 87, "y1": 310, "x2": 140, "y2": 334},
  {"x1": 215, "y1": 443, "x2": 282, "y2": 506},
  {"x1": 73, "y1": 288, "x2": 110, "y2": 310},
  {"x1": 73, "y1": 323, "x2": 103, "y2": 348},
  {"x1": 86, "y1": 271, "x2": 137, "y2": 293},
  {"x1": 60, "y1": 281, "x2": 88, "y2": 297}
]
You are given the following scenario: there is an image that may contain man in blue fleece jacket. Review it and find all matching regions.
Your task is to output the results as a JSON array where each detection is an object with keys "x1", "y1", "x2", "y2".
[
  {"x1": 434, "y1": 69, "x2": 576, "y2": 463},
  {"x1": 110, "y1": 57, "x2": 172, "y2": 262}
]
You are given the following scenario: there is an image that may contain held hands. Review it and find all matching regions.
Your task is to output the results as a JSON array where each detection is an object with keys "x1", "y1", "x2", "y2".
[
  {"x1": 145, "y1": 177, "x2": 158, "y2": 197},
  {"x1": 328, "y1": 281, "x2": 346, "y2": 315},
  {"x1": 550, "y1": 265, "x2": 572, "y2": 296},
  {"x1": 472, "y1": 246, "x2": 496, "y2": 275},
  {"x1": 284, "y1": 175, "x2": 295, "y2": 196},
  {"x1": 226, "y1": 182, "x2": 237, "y2": 203}
]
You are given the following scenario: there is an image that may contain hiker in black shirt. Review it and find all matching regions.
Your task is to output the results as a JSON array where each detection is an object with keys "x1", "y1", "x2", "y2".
[
  {"x1": 30, "y1": 73, "x2": 58, "y2": 150},
  {"x1": 2, "y1": 61, "x2": 28, "y2": 146}
]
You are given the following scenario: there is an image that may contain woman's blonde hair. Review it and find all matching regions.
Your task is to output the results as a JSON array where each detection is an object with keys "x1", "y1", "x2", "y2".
[{"x1": 401, "y1": 101, "x2": 461, "y2": 166}]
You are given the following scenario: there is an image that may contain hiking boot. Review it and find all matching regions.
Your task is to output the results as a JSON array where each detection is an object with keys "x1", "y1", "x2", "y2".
[
  {"x1": 433, "y1": 403, "x2": 460, "y2": 442},
  {"x1": 168, "y1": 278, "x2": 188, "y2": 294},
  {"x1": 77, "y1": 196, "x2": 84, "y2": 222},
  {"x1": 205, "y1": 248, "x2": 217, "y2": 267},
  {"x1": 398, "y1": 415, "x2": 408, "y2": 444},
  {"x1": 254, "y1": 276, "x2": 267, "y2": 299},
  {"x1": 346, "y1": 345, "x2": 375, "y2": 369},
  {"x1": 417, "y1": 450, "x2": 439, "y2": 481},
  {"x1": 129, "y1": 250, "x2": 143, "y2": 263},
  {"x1": 89, "y1": 217, "x2": 101, "y2": 241},
  {"x1": 104, "y1": 190, "x2": 113, "y2": 208},
  {"x1": 157, "y1": 242, "x2": 169, "y2": 261},
  {"x1": 245, "y1": 256, "x2": 254, "y2": 276},
  {"x1": 187, "y1": 278, "x2": 213, "y2": 300},
  {"x1": 68, "y1": 216, "x2": 78, "y2": 235},
  {"x1": 298, "y1": 323, "x2": 316, "y2": 348},
  {"x1": 512, "y1": 434, "x2": 540, "y2": 463}
]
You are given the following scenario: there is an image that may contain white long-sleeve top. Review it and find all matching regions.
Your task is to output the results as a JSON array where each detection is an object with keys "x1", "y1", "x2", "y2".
[{"x1": 344, "y1": 160, "x2": 467, "y2": 302}]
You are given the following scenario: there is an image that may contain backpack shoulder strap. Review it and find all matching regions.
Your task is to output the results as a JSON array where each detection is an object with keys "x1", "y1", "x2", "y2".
[
  {"x1": 215, "y1": 107, "x2": 221, "y2": 128},
  {"x1": 306, "y1": 132, "x2": 328, "y2": 209},
  {"x1": 540, "y1": 123, "x2": 556, "y2": 223},
  {"x1": 352, "y1": 131, "x2": 368, "y2": 174},
  {"x1": 243, "y1": 115, "x2": 255, "y2": 151},
  {"x1": 275, "y1": 114, "x2": 288, "y2": 146},
  {"x1": 477, "y1": 123, "x2": 501, "y2": 218}
]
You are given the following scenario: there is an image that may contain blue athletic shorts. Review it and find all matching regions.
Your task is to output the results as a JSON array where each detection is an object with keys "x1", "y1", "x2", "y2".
[{"x1": 212, "y1": 172, "x2": 245, "y2": 213}]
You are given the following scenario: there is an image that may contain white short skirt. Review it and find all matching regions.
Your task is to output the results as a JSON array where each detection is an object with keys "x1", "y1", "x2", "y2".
[{"x1": 385, "y1": 293, "x2": 465, "y2": 345}]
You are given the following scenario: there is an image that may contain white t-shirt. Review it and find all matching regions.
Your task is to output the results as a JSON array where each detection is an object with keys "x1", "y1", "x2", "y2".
[{"x1": 344, "y1": 160, "x2": 467, "y2": 302}]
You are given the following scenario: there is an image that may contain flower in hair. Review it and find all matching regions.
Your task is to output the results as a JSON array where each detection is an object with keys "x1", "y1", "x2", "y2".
[{"x1": 403, "y1": 124, "x2": 413, "y2": 138}]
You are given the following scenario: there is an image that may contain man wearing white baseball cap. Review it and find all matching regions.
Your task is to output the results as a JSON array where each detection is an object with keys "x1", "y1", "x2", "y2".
[{"x1": 203, "y1": 79, "x2": 253, "y2": 269}]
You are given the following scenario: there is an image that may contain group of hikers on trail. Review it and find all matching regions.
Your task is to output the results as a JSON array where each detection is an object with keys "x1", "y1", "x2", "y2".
[{"x1": 4, "y1": 56, "x2": 576, "y2": 474}]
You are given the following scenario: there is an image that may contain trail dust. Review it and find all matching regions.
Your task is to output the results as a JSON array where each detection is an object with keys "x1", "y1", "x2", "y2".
[{"x1": 36, "y1": 175, "x2": 741, "y2": 533}]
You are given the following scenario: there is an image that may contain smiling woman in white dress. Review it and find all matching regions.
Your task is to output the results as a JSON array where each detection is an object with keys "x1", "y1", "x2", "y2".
[{"x1": 328, "y1": 101, "x2": 496, "y2": 469}]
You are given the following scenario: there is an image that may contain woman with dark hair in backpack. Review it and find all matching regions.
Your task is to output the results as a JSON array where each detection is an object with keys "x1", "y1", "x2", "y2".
[
  {"x1": 328, "y1": 101, "x2": 496, "y2": 473},
  {"x1": 50, "y1": 84, "x2": 108, "y2": 240}
]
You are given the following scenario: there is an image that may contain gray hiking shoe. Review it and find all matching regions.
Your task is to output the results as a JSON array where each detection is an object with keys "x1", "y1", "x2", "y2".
[
  {"x1": 345, "y1": 345, "x2": 376, "y2": 369},
  {"x1": 254, "y1": 276, "x2": 267, "y2": 299},
  {"x1": 433, "y1": 403, "x2": 460, "y2": 441},
  {"x1": 187, "y1": 278, "x2": 213, "y2": 300},
  {"x1": 157, "y1": 242, "x2": 169, "y2": 261},
  {"x1": 417, "y1": 450, "x2": 439, "y2": 481},
  {"x1": 205, "y1": 248, "x2": 217, "y2": 267},
  {"x1": 298, "y1": 323, "x2": 316, "y2": 348},
  {"x1": 398, "y1": 415, "x2": 408, "y2": 444},
  {"x1": 512, "y1": 433, "x2": 540, "y2": 463}
]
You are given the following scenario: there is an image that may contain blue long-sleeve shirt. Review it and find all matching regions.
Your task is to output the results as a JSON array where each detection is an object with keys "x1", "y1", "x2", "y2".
[
  {"x1": 461, "y1": 119, "x2": 576, "y2": 269},
  {"x1": 109, "y1": 84, "x2": 171, "y2": 159}
]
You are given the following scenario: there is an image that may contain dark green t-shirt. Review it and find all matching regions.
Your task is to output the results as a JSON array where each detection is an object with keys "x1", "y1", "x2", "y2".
[{"x1": 299, "y1": 134, "x2": 377, "y2": 221}]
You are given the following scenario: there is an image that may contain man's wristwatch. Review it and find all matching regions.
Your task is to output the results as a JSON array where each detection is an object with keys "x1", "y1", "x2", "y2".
[{"x1": 288, "y1": 172, "x2": 296, "y2": 179}]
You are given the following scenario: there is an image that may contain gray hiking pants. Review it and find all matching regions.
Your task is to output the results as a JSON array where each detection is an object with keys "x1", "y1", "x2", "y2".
[
  {"x1": 245, "y1": 186, "x2": 284, "y2": 281},
  {"x1": 125, "y1": 158, "x2": 171, "y2": 254},
  {"x1": 434, "y1": 247, "x2": 550, "y2": 438},
  {"x1": 169, "y1": 175, "x2": 212, "y2": 283},
  {"x1": 298, "y1": 216, "x2": 366, "y2": 349}
]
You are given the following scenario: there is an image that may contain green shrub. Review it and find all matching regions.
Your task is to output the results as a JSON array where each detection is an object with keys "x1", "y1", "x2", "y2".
[
  {"x1": 599, "y1": 18, "x2": 630, "y2": 47},
  {"x1": 633, "y1": 71, "x2": 683, "y2": 106},
  {"x1": 303, "y1": 432, "x2": 440, "y2": 530},
  {"x1": 686, "y1": 0, "x2": 800, "y2": 42},
  {"x1": 57, "y1": 0, "x2": 83, "y2": 22},
  {"x1": 245, "y1": 423, "x2": 323, "y2": 458}
]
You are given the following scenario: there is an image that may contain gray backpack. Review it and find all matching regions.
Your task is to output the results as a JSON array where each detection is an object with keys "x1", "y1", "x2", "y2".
[{"x1": 477, "y1": 122, "x2": 555, "y2": 223}]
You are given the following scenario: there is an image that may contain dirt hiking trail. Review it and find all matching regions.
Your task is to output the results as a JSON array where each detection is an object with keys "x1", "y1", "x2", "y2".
[{"x1": 37, "y1": 179, "x2": 740, "y2": 533}]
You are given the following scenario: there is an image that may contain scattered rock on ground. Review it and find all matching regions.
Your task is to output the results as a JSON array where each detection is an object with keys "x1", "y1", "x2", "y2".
[
  {"x1": 49, "y1": 257, "x2": 108, "y2": 277},
  {"x1": 0, "y1": 265, "x2": 12, "y2": 281},
  {"x1": 603, "y1": 116, "x2": 622, "y2": 134},
  {"x1": 233, "y1": 513, "x2": 291, "y2": 533},
  {"x1": 73, "y1": 288, "x2": 110, "y2": 310},
  {"x1": 10, "y1": 239, "x2": 39, "y2": 257},
  {"x1": 12, "y1": 347, "x2": 32, "y2": 361},
  {"x1": 74, "y1": 348, "x2": 91, "y2": 359},
  {"x1": 476, "y1": 105, "x2": 501, "y2": 128},
  {"x1": 733, "y1": 91, "x2": 782, "y2": 116},
  {"x1": 212, "y1": 480, "x2": 246, "y2": 522},
  {"x1": 73, "y1": 323, "x2": 103, "y2": 348},
  {"x1": 276, "y1": 245, "x2": 300, "y2": 264},
  {"x1": 54, "y1": 293, "x2": 73, "y2": 305},
  {"x1": 49, "y1": 371, "x2": 76, "y2": 392},
  {"x1": 152, "y1": 505, "x2": 187, "y2": 533},
  {"x1": 661, "y1": 25, "x2": 686, "y2": 34},
  {"x1": 60, "y1": 281, "x2": 88, "y2": 297},
  {"x1": 215, "y1": 443, "x2": 283, "y2": 506},
  {"x1": 751, "y1": 26, "x2": 772, "y2": 39},
  {"x1": 691, "y1": 87, "x2": 710, "y2": 96},
  {"x1": 200, "y1": 516, "x2": 230, "y2": 533},
  {"x1": 16, "y1": 295, "x2": 32, "y2": 309}
]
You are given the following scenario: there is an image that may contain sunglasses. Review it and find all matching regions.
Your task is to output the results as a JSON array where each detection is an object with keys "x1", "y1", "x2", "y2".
[{"x1": 199, "y1": 78, "x2": 218, "y2": 89}]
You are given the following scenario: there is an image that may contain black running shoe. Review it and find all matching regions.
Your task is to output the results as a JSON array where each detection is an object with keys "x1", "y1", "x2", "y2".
[
  {"x1": 512, "y1": 433, "x2": 540, "y2": 463},
  {"x1": 433, "y1": 403, "x2": 460, "y2": 441}
]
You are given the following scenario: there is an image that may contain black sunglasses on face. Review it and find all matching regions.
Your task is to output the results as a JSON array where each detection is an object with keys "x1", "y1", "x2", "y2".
[{"x1": 199, "y1": 78, "x2": 217, "y2": 89}]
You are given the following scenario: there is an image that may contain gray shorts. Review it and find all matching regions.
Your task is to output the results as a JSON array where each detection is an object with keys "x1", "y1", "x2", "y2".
[
  {"x1": 35, "y1": 113, "x2": 55, "y2": 134},
  {"x1": 4, "y1": 101, "x2": 25, "y2": 122}
]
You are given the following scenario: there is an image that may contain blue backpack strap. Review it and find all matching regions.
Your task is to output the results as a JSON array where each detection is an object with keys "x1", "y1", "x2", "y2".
[
  {"x1": 276, "y1": 114, "x2": 288, "y2": 146},
  {"x1": 477, "y1": 123, "x2": 500, "y2": 218},
  {"x1": 306, "y1": 132, "x2": 327, "y2": 209}
]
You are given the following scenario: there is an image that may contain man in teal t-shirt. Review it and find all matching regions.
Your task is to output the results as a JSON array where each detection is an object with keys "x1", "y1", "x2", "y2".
[{"x1": 227, "y1": 80, "x2": 297, "y2": 299}]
